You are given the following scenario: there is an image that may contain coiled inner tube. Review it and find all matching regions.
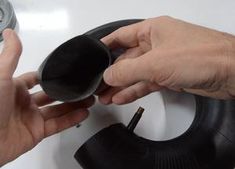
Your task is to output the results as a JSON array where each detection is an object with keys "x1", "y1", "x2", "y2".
[{"x1": 38, "y1": 20, "x2": 235, "y2": 169}]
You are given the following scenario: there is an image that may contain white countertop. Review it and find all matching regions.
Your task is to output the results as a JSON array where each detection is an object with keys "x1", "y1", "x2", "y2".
[{"x1": 2, "y1": 0, "x2": 235, "y2": 168}]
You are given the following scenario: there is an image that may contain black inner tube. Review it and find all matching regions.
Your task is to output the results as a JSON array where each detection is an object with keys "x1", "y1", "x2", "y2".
[
  {"x1": 75, "y1": 20, "x2": 235, "y2": 169},
  {"x1": 38, "y1": 19, "x2": 235, "y2": 169}
]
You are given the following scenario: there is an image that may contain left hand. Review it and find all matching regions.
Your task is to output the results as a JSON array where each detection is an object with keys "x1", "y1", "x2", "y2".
[
  {"x1": 98, "y1": 16, "x2": 235, "y2": 104},
  {"x1": 0, "y1": 29, "x2": 95, "y2": 166}
]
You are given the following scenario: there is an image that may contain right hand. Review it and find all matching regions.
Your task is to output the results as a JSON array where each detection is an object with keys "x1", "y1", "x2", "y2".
[{"x1": 98, "y1": 16, "x2": 235, "y2": 105}]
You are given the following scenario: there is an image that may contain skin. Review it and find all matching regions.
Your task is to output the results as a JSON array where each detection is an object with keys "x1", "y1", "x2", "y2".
[
  {"x1": 2, "y1": 16, "x2": 235, "y2": 166},
  {"x1": 0, "y1": 29, "x2": 95, "y2": 166},
  {"x1": 99, "y1": 16, "x2": 235, "y2": 105}
]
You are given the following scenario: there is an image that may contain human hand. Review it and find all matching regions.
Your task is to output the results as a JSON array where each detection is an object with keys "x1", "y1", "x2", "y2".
[
  {"x1": 0, "y1": 29, "x2": 95, "y2": 166},
  {"x1": 98, "y1": 16, "x2": 235, "y2": 105}
]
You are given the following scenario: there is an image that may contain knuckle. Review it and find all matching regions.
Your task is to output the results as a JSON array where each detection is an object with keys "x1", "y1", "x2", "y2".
[
  {"x1": 157, "y1": 15, "x2": 172, "y2": 20},
  {"x1": 146, "y1": 15, "x2": 174, "y2": 28},
  {"x1": 147, "y1": 52, "x2": 174, "y2": 86},
  {"x1": 150, "y1": 15, "x2": 173, "y2": 24},
  {"x1": 136, "y1": 26, "x2": 151, "y2": 44}
]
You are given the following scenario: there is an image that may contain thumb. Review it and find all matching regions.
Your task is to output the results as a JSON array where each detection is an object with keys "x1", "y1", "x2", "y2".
[
  {"x1": 103, "y1": 52, "x2": 152, "y2": 87},
  {"x1": 0, "y1": 29, "x2": 22, "y2": 78}
]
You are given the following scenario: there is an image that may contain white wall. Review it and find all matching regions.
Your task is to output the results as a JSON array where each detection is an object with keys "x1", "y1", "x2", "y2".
[{"x1": 1, "y1": 0, "x2": 235, "y2": 168}]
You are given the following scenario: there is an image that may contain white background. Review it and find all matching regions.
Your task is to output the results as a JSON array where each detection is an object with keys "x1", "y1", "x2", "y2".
[{"x1": 1, "y1": 0, "x2": 235, "y2": 169}]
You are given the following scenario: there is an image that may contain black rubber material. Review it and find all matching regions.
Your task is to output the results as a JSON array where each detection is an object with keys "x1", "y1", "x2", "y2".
[
  {"x1": 74, "y1": 20, "x2": 235, "y2": 169},
  {"x1": 84, "y1": 19, "x2": 143, "y2": 39},
  {"x1": 38, "y1": 35, "x2": 112, "y2": 102},
  {"x1": 38, "y1": 19, "x2": 143, "y2": 102}
]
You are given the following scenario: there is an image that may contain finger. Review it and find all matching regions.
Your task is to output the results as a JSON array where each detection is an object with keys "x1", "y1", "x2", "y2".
[
  {"x1": 112, "y1": 81, "x2": 161, "y2": 105},
  {"x1": 99, "y1": 47, "x2": 145, "y2": 102},
  {"x1": 101, "y1": 22, "x2": 142, "y2": 49},
  {"x1": 0, "y1": 29, "x2": 22, "y2": 79},
  {"x1": 103, "y1": 51, "x2": 153, "y2": 87},
  {"x1": 114, "y1": 46, "x2": 145, "y2": 63},
  {"x1": 44, "y1": 109, "x2": 89, "y2": 137},
  {"x1": 17, "y1": 72, "x2": 39, "y2": 89},
  {"x1": 98, "y1": 87, "x2": 123, "y2": 105},
  {"x1": 41, "y1": 96, "x2": 95, "y2": 120},
  {"x1": 31, "y1": 91, "x2": 54, "y2": 106}
]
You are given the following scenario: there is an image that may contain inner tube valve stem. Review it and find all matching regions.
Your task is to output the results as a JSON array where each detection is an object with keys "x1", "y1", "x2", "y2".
[{"x1": 127, "y1": 107, "x2": 145, "y2": 132}]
